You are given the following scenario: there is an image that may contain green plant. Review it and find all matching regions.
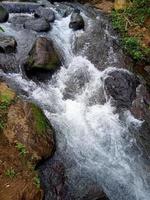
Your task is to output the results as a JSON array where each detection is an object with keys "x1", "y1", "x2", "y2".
[
  {"x1": 15, "y1": 142, "x2": 28, "y2": 156},
  {"x1": 111, "y1": 0, "x2": 150, "y2": 61},
  {"x1": 5, "y1": 168, "x2": 16, "y2": 178},
  {"x1": 31, "y1": 104, "x2": 48, "y2": 135},
  {"x1": 33, "y1": 175, "x2": 40, "y2": 189},
  {"x1": 0, "y1": 26, "x2": 4, "y2": 32},
  {"x1": 122, "y1": 37, "x2": 144, "y2": 60}
]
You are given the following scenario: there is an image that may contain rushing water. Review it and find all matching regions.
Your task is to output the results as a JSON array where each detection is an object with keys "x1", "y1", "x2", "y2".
[{"x1": 0, "y1": 4, "x2": 150, "y2": 200}]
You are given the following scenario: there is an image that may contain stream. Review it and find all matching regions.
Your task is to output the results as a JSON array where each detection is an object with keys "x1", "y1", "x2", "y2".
[{"x1": 0, "y1": 1, "x2": 150, "y2": 200}]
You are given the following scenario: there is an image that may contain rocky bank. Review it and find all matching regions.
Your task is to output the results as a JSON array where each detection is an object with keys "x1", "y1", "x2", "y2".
[{"x1": 0, "y1": 82, "x2": 55, "y2": 200}]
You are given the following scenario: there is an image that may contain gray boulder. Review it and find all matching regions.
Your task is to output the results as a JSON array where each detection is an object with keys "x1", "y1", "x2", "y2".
[
  {"x1": 34, "y1": 7, "x2": 55, "y2": 22},
  {"x1": 24, "y1": 18, "x2": 50, "y2": 32}
]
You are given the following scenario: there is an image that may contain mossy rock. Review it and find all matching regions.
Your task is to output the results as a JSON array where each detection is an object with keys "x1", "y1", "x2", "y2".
[
  {"x1": 25, "y1": 37, "x2": 61, "y2": 73},
  {"x1": 0, "y1": 6, "x2": 9, "y2": 23}
]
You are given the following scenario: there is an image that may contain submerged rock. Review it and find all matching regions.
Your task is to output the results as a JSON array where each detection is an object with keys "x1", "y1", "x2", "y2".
[
  {"x1": 0, "y1": 35, "x2": 17, "y2": 53},
  {"x1": 9, "y1": 15, "x2": 32, "y2": 27},
  {"x1": 24, "y1": 18, "x2": 50, "y2": 32},
  {"x1": 34, "y1": 6, "x2": 55, "y2": 22},
  {"x1": 103, "y1": 69, "x2": 139, "y2": 109},
  {"x1": 24, "y1": 37, "x2": 61, "y2": 73},
  {"x1": 69, "y1": 11, "x2": 84, "y2": 31},
  {"x1": 0, "y1": 5, "x2": 9, "y2": 23}
]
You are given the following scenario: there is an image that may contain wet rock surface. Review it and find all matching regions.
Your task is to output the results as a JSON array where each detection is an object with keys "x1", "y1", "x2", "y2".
[
  {"x1": 103, "y1": 69, "x2": 139, "y2": 109},
  {"x1": 24, "y1": 18, "x2": 51, "y2": 32},
  {"x1": 0, "y1": 5, "x2": 9, "y2": 23},
  {"x1": 69, "y1": 11, "x2": 84, "y2": 30},
  {"x1": 24, "y1": 37, "x2": 61, "y2": 73},
  {"x1": 34, "y1": 6, "x2": 55, "y2": 22},
  {"x1": 0, "y1": 34, "x2": 17, "y2": 53}
]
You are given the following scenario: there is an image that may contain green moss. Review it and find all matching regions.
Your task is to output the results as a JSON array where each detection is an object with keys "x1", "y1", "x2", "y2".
[
  {"x1": 33, "y1": 175, "x2": 40, "y2": 189},
  {"x1": 111, "y1": 0, "x2": 150, "y2": 62},
  {"x1": 31, "y1": 104, "x2": 48, "y2": 135},
  {"x1": 15, "y1": 142, "x2": 28, "y2": 157},
  {"x1": 0, "y1": 85, "x2": 15, "y2": 131},
  {"x1": 5, "y1": 168, "x2": 16, "y2": 178}
]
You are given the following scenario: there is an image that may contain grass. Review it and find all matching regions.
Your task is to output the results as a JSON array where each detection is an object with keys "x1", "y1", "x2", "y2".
[
  {"x1": 5, "y1": 168, "x2": 16, "y2": 178},
  {"x1": 15, "y1": 142, "x2": 28, "y2": 157},
  {"x1": 0, "y1": 84, "x2": 15, "y2": 131},
  {"x1": 111, "y1": 0, "x2": 150, "y2": 61},
  {"x1": 31, "y1": 104, "x2": 48, "y2": 135},
  {"x1": 33, "y1": 175, "x2": 40, "y2": 189}
]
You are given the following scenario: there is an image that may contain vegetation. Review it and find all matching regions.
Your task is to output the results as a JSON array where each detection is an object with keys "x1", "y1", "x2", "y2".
[
  {"x1": 5, "y1": 168, "x2": 16, "y2": 178},
  {"x1": 15, "y1": 142, "x2": 28, "y2": 157},
  {"x1": 111, "y1": 0, "x2": 150, "y2": 61},
  {"x1": 33, "y1": 175, "x2": 40, "y2": 189},
  {"x1": 0, "y1": 84, "x2": 15, "y2": 131},
  {"x1": 0, "y1": 26, "x2": 4, "y2": 32},
  {"x1": 31, "y1": 104, "x2": 48, "y2": 135}
]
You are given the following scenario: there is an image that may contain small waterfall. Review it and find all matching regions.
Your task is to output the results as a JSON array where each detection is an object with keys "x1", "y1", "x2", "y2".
[{"x1": 0, "y1": 5, "x2": 150, "y2": 200}]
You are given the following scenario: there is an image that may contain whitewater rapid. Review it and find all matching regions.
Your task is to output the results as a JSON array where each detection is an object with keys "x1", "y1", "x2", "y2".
[{"x1": 0, "y1": 10, "x2": 150, "y2": 200}]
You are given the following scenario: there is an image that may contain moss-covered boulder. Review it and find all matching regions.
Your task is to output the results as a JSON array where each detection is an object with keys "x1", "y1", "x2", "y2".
[
  {"x1": 0, "y1": 82, "x2": 55, "y2": 200},
  {"x1": 24, "y1": 37, "x2": 61, "y2": 73},
  {"x1": 0, "y1": 6, "x2": 9, "y2": 23}
]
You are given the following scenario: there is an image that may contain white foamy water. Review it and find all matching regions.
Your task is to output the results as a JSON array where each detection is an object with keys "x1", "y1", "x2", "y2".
[{"x1": 0, "y1": 11, "x2": 150, "y2": 200}]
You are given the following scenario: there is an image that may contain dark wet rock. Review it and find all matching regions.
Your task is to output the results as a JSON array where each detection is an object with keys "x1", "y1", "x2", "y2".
[
  {"x1": 0, "y1": 54, "x2": 18, "y2": 73},
  {"x1": 24, "y1": 18, "x2": 51, "y2": 32},
  {"x1": 54, "y1": 3, "x2": 74, "y2": 17},
  {"x1": 131, "y1": 84, "x2": 150, "y2": 157},
  {"x1": 34, "y1": 6, "x2": 55, "y2": 22},
  {"x1": 39, "y1": 158, "x2": 109, "y2": 200},
  {"x1": 103, "y1": 69, "x2": 139, "y2": 109},
  {"x1": 24, "y1": 37, "x2": 61, "y2": 73},
  {"x1": 0, "y1": 35, "x2": 17, "y2": 53},
  {"x1": 0, "y1": 5, "x2": 9, "y2": 23},
  {"x1": 1, "y1": 2, "x2": 42, "y2": 13},
  {"x1": 69, "y1": 12, "x2": 84, "y2": 30}
]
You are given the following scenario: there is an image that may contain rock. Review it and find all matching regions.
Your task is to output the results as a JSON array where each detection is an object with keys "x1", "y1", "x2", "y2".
[
  {"x1": 103, "y1": 69, "x2": 139, "y2": 109},
  {"x1": 69, "y1": 12, "x2": 84, "y2": 31},
  {"x1": 0, "y1": 82, "x2": 55, "y2": 200},
  {"x1": 1, "y1": 2, "x2": 42, "y2": 13},
  {"x1": 24, "y1": 37, "x2": 61, "y2": 73},
  {"x1": 34, "y1": 6, "x2": 55, "y2": 22},
  {"x1": 0, "y1": 5, "x2": 9, "y2": 23},
  {"x1": 4, "y1": 100, "x2": 55, "y2": 161},
  {"x1": 24, "y1": 18, "x2": 50, "y2": 32},
  {"x1": 114, "y1": 0, "x2": 130, "y2": 10},
  {"x1": 9, "y1": 15, "x2": 32, "y2": 27},
  {"x1": 0, "y1": 35, "x2": 17, "y2": 53}
]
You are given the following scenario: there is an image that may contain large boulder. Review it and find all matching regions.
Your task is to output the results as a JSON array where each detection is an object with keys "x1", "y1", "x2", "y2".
[
  {"x1": 103, "y1": 69, "x2": 139, "y2": 109},
  {"x1": 1, "y1": 2, "x2": 41, "y2": 13},
  {"x1": 24, "y1": 37, "x2": 61, "y2": 72},
  {"x1": 69, "y1": 11, "x2": 84, "y2": 31},
  {"x1": 0, "y1": 5, "x2": 9, "y2": 23},
  {"x1": 24, "y1": 18, "x2": 50, "y2": 32},
  {"x1": 4, "y1": 100, "x2": 55, "y2": 161},
  {"x1": 9, "y1": 15, "x2": 32, "y2": 27},
  {"x1": 34, "y1": 6, "x2": 55, "y2": 22},
  {"x1": 0, "y1": 82, "x2": 55, "y2": 200},
  {"x1": 0, "y1": 35, "x2": 17, "y2": 53}
]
